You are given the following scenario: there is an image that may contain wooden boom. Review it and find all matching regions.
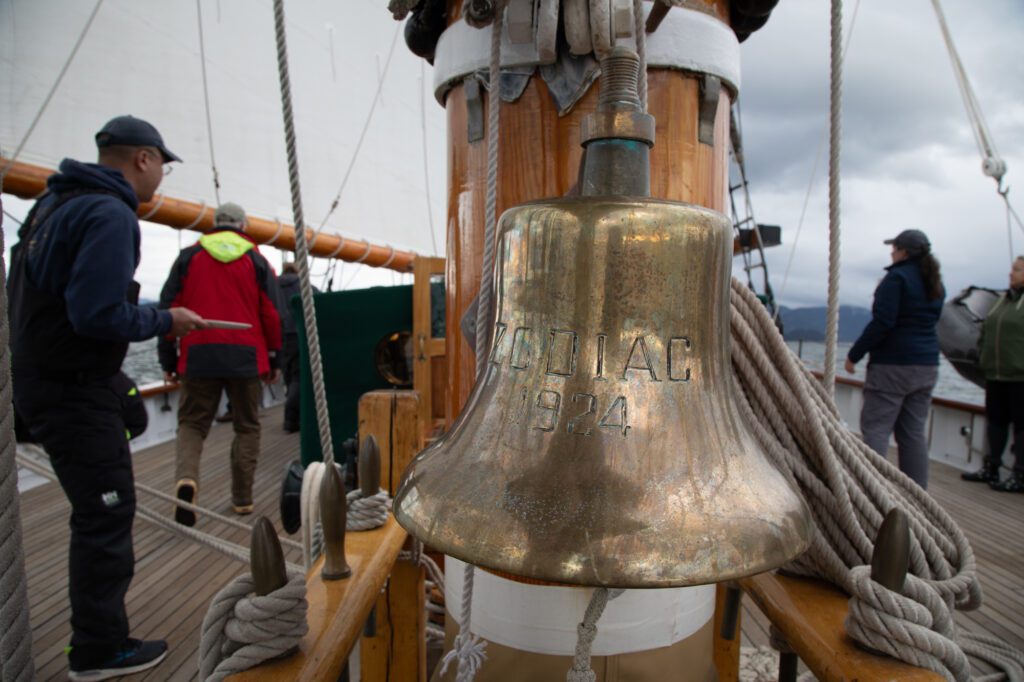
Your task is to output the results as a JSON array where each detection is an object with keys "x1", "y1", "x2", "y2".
[{"x1": 0, "y1": 157, "x2": 416, "y2": 272}]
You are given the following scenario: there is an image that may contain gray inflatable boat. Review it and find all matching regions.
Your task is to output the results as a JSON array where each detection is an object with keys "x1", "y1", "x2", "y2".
[{"x1": 938, "y1": 286, "x2": 1003, "y2": 388}]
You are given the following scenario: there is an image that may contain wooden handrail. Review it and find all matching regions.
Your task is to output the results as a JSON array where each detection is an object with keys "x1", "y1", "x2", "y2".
[{"x1": 0, "y1": 157, "x2": 416, "y2": 272}]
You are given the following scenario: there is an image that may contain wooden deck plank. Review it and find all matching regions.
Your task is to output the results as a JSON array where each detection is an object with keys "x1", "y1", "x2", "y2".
[{"x1": 19, "y1": 408, "x2": 1024, "y2": 680}]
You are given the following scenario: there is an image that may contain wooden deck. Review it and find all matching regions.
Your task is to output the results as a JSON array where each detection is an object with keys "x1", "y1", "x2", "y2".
[{"x1": 18, "y1": 406, "x2": 1024, "y2": 680}]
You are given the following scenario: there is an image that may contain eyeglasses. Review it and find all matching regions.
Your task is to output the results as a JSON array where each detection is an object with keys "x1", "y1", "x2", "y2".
[{"x1": 143, "y1": 148, "x2": 173, "y2": 175}]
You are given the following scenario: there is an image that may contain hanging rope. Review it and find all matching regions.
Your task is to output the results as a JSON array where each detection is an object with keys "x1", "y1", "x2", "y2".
[
  {"x1": 198, "y1": 573, "x2": 308, "y2": 682},
  {"x1": 822, "y1": 0, "x2": 843, "y2": 395},
  {"x1": 729, "y1": 279, "x2": 1024, "y2": 679},
  {"x1": 772, "y1": 0, "x2": 862, "y2": 322},
  {"x1": 271, "y1": 0, "x2": 336, "y2": 470},
  {"x1": 445, "y1": 4, "x2": 508, "y2": 680},
  {"x1": 195, "y1": 0, "x2": 223, "y2": 204},
  {"x1": 565, "y1": 588, "x2": 625, "y2": 682},
  {"x1": 0, "y1": 0, "x2": 105, "y2": 184},
  {"x1": 0, "y1": 212, "x2": 35, "y2": 682}
]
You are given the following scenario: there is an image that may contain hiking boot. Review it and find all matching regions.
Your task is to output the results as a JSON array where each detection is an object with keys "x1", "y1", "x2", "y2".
[
  {"x1": 990, "y1": 472, "x2": 1024, "y2": 493},
  {"x1": 68, "y1": 638, "x2": 168, "y2": 681},
  {"x1": 174, "y1": 479, "x2": 197, "y2": 527},
  {"x1": 961, "y1": 466, "x2": 1001, "y2": 483},
  {"x1": 232, "y1": 502, "x2": 254, "y2": 515}
]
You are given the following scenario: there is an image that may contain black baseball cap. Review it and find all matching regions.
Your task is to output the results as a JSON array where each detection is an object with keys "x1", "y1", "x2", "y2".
[
  {"x1": 884, "y1": 229, "x2": 930, "y2": 254},
  {"x1": 95, "y1": 115, "x2": 182, "y2": 163}
]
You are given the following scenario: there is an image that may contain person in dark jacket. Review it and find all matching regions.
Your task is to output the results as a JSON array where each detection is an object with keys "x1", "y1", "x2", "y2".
[
  {"x1": 9, "y1": 115, "x2": 205, "y2": 680},
  {"x1": 277, "y1": 262, "x2": 319, "y2": 432},
  {"x1": 961, "y1": 256, "x2": 1024, "y2": 492},
  {"x1": 158, "y1": 202, "x2": 284, "y2": 524},
  {"x1": 845, "y1": 229, "x2": 945, "y2": 489}
]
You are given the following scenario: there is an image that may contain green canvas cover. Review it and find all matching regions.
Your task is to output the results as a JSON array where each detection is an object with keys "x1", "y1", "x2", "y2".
[{"x1": 292, "y1": 285, "x2": 413, "y2": 465}]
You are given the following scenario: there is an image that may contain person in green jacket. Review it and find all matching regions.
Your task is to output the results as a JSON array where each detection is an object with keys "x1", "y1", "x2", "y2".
[{"x1": 962, "y1": 256, "x2": 1024, "y2": 492}]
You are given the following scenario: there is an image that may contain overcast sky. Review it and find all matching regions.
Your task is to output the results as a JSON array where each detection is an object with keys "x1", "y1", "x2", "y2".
[
  {"x1": 736, "y1": 0, "x2": 1024, "y2": 309},
  {"x1": 3, "y1": 0, "x2": 1022, "y2": 308}
]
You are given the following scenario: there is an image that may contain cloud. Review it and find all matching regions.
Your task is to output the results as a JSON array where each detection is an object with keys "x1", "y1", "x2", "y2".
[{"x1": 734, "y1": 0, "x2": 1024, "y2": 309}]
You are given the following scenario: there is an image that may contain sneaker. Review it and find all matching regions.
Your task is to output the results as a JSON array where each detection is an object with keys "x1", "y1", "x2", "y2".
[
  {"x1": 990, "y1": 473, "x2": 1024, "y2": 493},
  {"x1": 961, "y1": 466, "x2": 1001, "y2": 483},
  {"x1": 174, "y1": 479, "x2": 197, "y2": 527},
  {"x1": 68, "y1": 638, "x2": 168, "y2": 681},
  {"x1": 232, "y1": 502, "x2": 254, "y2": 515}
]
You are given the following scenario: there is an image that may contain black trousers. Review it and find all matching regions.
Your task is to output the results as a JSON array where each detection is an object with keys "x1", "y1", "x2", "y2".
[
  {"x1": 985, "y1": 380, "x2": 1024, "y2": 474},
  {"x1": 15, "y1": 372, "x2": 135, "y2": 666},
  {"x1": 283, "y1": 334, "x2": 300, "y2": 429}
]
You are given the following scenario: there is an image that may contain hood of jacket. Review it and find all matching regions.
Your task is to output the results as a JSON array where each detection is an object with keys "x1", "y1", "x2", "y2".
[
  {"x1": 198, "y1": 228, "x2": 257, "y2": 263},
  {"x1": 47, "y1": 158, "x2": 139, "y2": 209}
]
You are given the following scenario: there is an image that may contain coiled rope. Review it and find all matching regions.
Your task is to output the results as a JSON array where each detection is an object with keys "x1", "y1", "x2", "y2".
[
  {"x1": 299, "y1": 460, "x2": 391, "y2": 567},
  {"x1": 730, "y1": 278, "x2": 1024, "y2": 680},
  {"x1": 198, "y1": 573, "x2": 308, "y2": 682}
]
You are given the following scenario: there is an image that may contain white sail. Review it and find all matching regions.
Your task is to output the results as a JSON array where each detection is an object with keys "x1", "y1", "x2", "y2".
[{"x1": 1, "y1": 0, "x2": 447, "y2": 265}]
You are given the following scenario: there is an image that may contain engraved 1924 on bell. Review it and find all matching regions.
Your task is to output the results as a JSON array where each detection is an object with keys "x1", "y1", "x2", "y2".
[{"x1": 393, "y1": 46, "x2": 812, "y2": 588}]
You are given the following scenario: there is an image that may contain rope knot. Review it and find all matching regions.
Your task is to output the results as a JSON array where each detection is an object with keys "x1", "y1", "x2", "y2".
[{"x1": 438, "y1": 630, "x2": 487, "y2": 680}]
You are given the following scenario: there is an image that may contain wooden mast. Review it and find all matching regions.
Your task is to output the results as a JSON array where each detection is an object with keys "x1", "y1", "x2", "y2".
[{"x1": 443, "y1": 1, "x2": 732, "y2": 420}]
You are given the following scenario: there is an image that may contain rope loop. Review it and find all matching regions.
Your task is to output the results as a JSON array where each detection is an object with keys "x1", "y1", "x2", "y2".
[
  {"x1": 183, "y1": 202, "x2": 209, "y2": 231},
  {"x1": 355, "y1": 240, "x2": 373, "y2": 263},
  {"x1": 326, "y1": 235, "x2": 347, "y2": 259},
  {"x1": 140, "y1": 192, "x2": 166, "y2": 221}
]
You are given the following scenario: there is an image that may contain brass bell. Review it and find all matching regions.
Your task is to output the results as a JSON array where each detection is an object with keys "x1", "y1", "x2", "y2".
[{"x1": 394, "y1": 47, "x2": 812, "y2": 587}]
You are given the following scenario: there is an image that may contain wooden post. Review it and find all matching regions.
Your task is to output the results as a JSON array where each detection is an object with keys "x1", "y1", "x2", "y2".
[
  {"x1": 358, "y1": 390, "x2": 427, "y2": 681},
  {"x1": 413, "y1": 257, "x2": 447, "y2": 438},
  {"x1": 357, "y1": 390, "x2": 423, "y2": 496}
]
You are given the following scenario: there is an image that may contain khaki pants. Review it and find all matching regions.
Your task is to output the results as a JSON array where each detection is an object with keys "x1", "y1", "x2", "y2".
[
  {"x1": 176, "y1": 376, "x2": 262, "y2": 506},
  {"x1": 434, "y1": 618, "x2": 717, "y2": 681}
]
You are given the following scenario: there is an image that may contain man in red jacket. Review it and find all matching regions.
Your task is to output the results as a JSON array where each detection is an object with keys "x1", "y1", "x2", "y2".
[{"x1": 158, "y1": 202, "x2": 284, "y2": 525}]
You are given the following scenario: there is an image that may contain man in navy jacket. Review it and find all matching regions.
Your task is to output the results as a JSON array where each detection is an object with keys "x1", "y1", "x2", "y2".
[{"x1": 9, "y1": 115, "x2": 204, "y2": 680}]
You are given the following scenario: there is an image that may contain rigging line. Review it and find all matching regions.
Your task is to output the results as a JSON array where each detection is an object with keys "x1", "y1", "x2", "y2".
[
  {"x1": 421, "y1": 60, "x2": 439, "y2": 256},
  {"x1": 773, "y1": 0, "x2": 861, "y2": 321},
  {"x1": 272, "y1": 0, "x2": 336, "y2": 469},
  {"x1": 2, "y1": 207, "x2": 23, "y2": 226},
  {"x1": 930, "y1": 0, "x2": 1001, "y2": 168},
  {"x1": 0, "y1": 0, "x2": 105, "y2": 184},
  {"x1": 196, "y1": 0, "x2": 222, "y2": 204},
  {"x1": 822, "y1": 0, "x2": 843, "y2": 395},
  {"x1": 314, "y1": 23, "x2": 402, "y2": 239}
]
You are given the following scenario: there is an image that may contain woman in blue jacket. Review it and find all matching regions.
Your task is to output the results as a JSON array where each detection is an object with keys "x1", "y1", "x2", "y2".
[{"x1": 845, "y1": 229, "x2": 945, "y2": 489}]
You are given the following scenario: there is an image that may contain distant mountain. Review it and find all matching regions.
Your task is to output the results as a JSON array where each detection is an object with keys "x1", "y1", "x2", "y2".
[{"x1": 778, "y1": 305, "x2": 872, "y2": 343}]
